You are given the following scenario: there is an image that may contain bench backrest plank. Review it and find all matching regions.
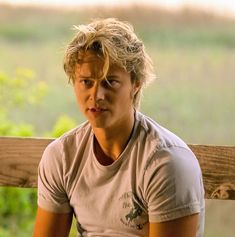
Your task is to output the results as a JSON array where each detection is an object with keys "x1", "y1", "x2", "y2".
[{"x1": 0, "y1": 137, "x2": 234, "y2": 200}]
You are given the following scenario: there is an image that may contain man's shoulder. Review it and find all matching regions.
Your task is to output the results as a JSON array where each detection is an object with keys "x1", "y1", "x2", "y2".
[
  {"x1": 48, "y1": 120, "x2": 92, "y2": 150},
  {"x1": 136, "y1": 111, "x2": 189, "y2": 150},
  {"x1": 60, "y1": 120, "x2": 91, "y2": 140},
  {"x1": 136, "y1": 112, "x2": 198, "y2": 176},
  {"x1": 42, "y1": 120, "x2": 92, "y2": 169}
]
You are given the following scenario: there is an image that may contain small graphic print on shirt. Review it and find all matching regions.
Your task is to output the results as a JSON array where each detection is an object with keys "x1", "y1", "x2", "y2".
[{"x1": 119, "y1": 192, "x2": 148, "y2": 230}]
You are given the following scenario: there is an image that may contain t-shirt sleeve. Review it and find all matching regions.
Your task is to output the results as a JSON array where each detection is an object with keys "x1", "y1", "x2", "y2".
[
  {"x1": 143, "y1": 146, "x2": 204, "y2": 223},
  {"x1": 37, "y1": 140, "x2": 73, "y2": 213}
]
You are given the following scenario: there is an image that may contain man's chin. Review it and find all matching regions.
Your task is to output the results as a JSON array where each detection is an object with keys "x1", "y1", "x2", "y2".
[{"x1": 89, "y1": 120, "x2": 109, "y2": 129}]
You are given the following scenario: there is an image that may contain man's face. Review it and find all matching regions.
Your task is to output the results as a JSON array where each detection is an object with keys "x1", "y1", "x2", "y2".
[{"x1": 73, "y1": 52, "x2": 139, "y2": 130}]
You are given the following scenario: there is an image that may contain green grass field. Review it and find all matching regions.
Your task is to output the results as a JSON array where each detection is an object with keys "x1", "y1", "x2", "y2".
[{"x1": 0, "y1": 4, "x2": 235, "y2": 237}]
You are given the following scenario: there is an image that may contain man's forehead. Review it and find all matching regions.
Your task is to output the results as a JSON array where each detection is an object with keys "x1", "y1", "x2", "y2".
[
  {"x1": 75, "y1": 50, "x2": 126, "y2": 77},
  {"x1": 76, "y1": 60, "x2": 103, "y2": 69},
  {"x1": 76, "y1": 62, "x2": 122, "y2": 74},
  {"x1": 77, "y1": 50, "x2": 104, "y2": 64},
  {"x1": 75, "y1": 53, "x2": 104, "y2": 78}
]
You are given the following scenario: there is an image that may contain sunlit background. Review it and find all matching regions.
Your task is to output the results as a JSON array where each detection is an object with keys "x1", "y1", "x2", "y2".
[
  {"x1": 0, "y1": 0, "x2": 235, "y2": 237},
  {"x1": 1, "y1": 0, "x2": 235, "y2": 17}
]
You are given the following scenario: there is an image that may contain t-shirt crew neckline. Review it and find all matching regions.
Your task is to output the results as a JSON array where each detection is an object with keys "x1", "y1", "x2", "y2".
[{"x1": 91, "y1": 112, "x2": 139, "y2": 171}]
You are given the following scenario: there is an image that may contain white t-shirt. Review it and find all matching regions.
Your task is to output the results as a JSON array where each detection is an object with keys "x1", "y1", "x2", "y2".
[{"x1": 38, "y1": 111, "x2": 205, "y2": 237}]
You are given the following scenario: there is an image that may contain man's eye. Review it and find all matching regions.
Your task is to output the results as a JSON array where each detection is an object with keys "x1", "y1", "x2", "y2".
[
  {"x1": 80, "y1": 79, "x2": 93, "y2": 86},
  {"x1": 108, "y1": 80, "x2": 118, "y2": 85},
  {"x1": 103, "y1": 79, "x2": 119, "y2": 88}
]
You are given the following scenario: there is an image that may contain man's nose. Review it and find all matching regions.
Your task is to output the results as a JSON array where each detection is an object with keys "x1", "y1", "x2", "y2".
[{"x1": 91, "y1": 83, "x2": 105, "y2": 101}]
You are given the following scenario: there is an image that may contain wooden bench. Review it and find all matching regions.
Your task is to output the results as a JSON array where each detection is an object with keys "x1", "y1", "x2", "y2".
[{"x1": 0, "y1": 136, "x2": 235, "y2": 200}]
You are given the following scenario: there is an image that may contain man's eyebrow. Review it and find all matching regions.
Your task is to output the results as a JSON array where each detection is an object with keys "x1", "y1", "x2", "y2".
[
  {"x1": 106, "y1": 75, "x2": 119, "y2": 78},
  {"x1": 78, "y1": 75, "x2": 92, "y2": 78}
]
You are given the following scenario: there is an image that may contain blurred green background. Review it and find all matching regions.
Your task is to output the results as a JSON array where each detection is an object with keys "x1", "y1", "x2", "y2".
[{"x1": 0, "y1": 3, "x2": 234, "y2": 237}]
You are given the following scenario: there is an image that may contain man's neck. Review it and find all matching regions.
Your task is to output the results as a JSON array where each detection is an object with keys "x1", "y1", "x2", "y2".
[{"x1": 93, "y1": 111, "x2": 135, "y2": 162}]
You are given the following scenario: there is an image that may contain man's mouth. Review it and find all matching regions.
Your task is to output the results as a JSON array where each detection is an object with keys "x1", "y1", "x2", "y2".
[{"x1": 89, "y1": 107, "x2": 107, "y2": 112}]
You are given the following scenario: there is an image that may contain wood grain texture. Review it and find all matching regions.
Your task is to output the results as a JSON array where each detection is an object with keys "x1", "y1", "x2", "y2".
[
  {"x1": 0, "y1": 137, "x2": 52, "y2": 188},
  {"x1": 189, "y1": 145, "x2": 235, "y2": 200},
  {"x1": 0, "y1": 137, "x2": 235, "y2": 200}
]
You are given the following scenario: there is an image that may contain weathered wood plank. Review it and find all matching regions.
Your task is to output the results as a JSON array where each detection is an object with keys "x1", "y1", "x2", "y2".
[
  {"x1": 0, "y1": 137, "x2": 52, "y2": 188},
  {"x1": 0, "y1": 137, "x2": 235, "y2": 200},
  {"x1": 189, "y1": 145, "x2": 235, "y2": 200}
]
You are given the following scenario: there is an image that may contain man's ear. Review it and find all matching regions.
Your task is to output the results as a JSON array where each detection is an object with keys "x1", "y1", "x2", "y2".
[
  {"x1": 130, "y1": 72, "x2": 141, "y2": 95},
  {"x1": 133, "y1": 81, "x2": 141, "y2": 95}
]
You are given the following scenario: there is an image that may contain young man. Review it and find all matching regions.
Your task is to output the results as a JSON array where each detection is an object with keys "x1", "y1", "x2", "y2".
[{"x1": 34, "y1": 18, "x2": 205, "y2": 237}]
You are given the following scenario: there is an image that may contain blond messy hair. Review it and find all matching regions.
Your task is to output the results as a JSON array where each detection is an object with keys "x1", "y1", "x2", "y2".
[{"x1": 63, "y1": 18, "x2": 155, "y2": 108}]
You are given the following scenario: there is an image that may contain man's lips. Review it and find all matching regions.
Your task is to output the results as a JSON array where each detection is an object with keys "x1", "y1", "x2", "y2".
[{"x1": 88, "y1": 107, "x2": 107, "y2": 112}]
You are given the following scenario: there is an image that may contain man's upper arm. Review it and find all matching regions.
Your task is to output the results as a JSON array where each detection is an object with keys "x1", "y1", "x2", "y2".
[
  {"x1": 149, "y1": 213, "x2": 199, "y2": 237},
  {"x1": 33, "y1": 206, "x2": 73, "y2": 237},
  {"x1": 144, "y1": 147, "x2": 204, "y2": 223}
]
